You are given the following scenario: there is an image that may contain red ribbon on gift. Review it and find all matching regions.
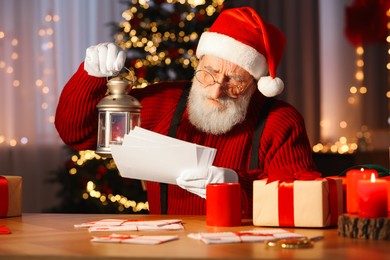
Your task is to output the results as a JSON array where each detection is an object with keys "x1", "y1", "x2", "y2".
[
  {"x1": 0, "y1": 176, "x2": 9, "y2": 216},
  {"x1": 278, "y1": 182, "x2": 295, "y2": 227},
  {"x1": 326, "y1": 177, "x2": 340, "y2": 226},
  {"x1": 277, "y1": 178, "x2": 341, "y2": 227}
]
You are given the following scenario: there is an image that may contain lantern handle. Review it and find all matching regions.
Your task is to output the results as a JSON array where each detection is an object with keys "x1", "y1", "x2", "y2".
[
  {"x1": 124, "y1": 67, "x2": 136, "y2": 82},
  {"x1": 105, "y1": 66, "x2": 135, "y2": 85}
]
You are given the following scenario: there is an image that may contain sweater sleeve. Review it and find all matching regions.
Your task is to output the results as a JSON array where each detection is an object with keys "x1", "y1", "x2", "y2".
[
  {"x1": 55, "y1": 62, "x2": 107, "y2": 150},
  {"x1": 260, "y1": 101, "x2": 322, "y2": 183}
]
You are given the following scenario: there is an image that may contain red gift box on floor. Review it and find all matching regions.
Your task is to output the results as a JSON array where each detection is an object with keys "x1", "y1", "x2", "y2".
[
  {"x1": 253, "y1": 177, "x2": 343, "y2": 228},
  {"x1": 0, "y1": 176, "x2": 22, "y2": 217}
]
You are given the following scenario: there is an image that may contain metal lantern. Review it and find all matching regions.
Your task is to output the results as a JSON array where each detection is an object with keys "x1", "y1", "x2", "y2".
[{"x1": 96, "y1": 76, "x2": 142, "y2": 157}]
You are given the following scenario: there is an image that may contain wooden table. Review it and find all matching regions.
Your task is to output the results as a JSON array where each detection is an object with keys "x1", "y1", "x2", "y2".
[{"x1": 0, "y1": 214, "x2": 388, "y2": 260}]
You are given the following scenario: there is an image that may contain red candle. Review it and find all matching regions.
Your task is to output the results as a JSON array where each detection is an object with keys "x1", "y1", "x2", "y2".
[
  {"x1": 357, "y1": 173, "x2": 388, "y2": 218},
  {"x1": 346, "y1": 168, "x2": 378, "y2": 214},
  {"x1": 387, "y1": 180, "x2": 390, "y2": 217}
]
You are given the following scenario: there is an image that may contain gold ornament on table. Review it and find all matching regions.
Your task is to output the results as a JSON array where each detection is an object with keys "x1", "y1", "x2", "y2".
[{"x1": 96, "y1": 73, "x2": 142, "y2": 157}]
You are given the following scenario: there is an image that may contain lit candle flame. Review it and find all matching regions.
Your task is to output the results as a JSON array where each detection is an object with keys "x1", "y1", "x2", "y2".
[{"x1": 370, "y1": 173, "x2": 376, "y2": 183}]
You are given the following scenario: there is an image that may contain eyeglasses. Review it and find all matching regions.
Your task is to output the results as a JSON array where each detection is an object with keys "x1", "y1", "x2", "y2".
[{"x1": 194, "y1": 69, "x2": 252, "y2": 99}]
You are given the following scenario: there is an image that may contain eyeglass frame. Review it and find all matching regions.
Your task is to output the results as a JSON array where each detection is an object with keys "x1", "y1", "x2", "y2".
[{"x1": 194, "y1": 69, "x2": 254, "y2": 99}]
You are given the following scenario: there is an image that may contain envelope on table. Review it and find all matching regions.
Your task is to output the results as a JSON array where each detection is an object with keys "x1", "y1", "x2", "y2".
[
  {"x1": 74, "y1": 218, "x2": 184, "y2": 232},
  {"x1": 74, "y1": 219, "x2": 183, "y2": 228},
  {"x1": 91, "y1": 234, "x2": 179, "y2": 245},
  {"x1": 188, "y1": 229, "x2": 305, "y2": 244}
]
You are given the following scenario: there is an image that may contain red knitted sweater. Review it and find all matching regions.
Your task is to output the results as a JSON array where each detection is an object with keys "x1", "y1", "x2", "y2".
[{"x1": 55, "y1": 63, "x2": 321, "y2": 216}]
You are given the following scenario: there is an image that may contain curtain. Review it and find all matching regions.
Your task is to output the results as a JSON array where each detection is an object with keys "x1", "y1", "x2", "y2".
[
  {"x1": 319, "y1": 0, "x2": 389, "y2": 150},
  {"x1": 0, "y1": 0, "x2": 125, "y2": 212}
]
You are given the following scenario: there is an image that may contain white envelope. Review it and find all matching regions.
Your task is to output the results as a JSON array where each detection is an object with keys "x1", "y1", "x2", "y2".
[
  {"x1": 111, "y1": 127, "x2": 216, "y2": 184},
  {"x1": 91, "y1": 234, "x2": 179, "y2": 244}
]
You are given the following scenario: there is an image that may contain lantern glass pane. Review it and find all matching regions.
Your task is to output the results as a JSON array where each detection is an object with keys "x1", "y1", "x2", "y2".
[
  {"x1": 97, "y1": 112, "x2": 106, "y2": 147},
  {"x1": 110, "y1": 112, "x2": 127, "y2": 144},
  {"x1": 130, "y1": 113, "x2": 141, "y2": 130}
]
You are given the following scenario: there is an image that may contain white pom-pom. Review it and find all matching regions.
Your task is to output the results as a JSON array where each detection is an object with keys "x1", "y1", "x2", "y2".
[{"x1": 257, "y1": 76, "x2": 284, "y2": 97}]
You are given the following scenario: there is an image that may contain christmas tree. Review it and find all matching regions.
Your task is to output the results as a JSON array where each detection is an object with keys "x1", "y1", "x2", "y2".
[
  {"x1": 49, "y1": 0, "x2": 225, "y2": 213},
  {"x1": 111, "y1": 0, "x2": 225, "y2": 88},
  {"x1": 47, "y1": 148, "x2": 149, "y2": 214}
]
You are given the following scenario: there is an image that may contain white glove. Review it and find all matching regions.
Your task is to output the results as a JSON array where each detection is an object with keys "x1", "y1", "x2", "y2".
[
  {"x1": 176, "y1": 166, "x2": 238, "y2": 199},
  {"x1": 84, "y1": 42, "x2": 126, "y2": 77}
]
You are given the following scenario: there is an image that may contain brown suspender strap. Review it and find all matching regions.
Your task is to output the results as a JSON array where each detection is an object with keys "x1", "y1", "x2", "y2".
[
  {"x1": 249, "y1": 98, "x2": 275, "y2": 170},
  {"x1": 160, "y1": 82, "x2": 192, "y2": 214}
]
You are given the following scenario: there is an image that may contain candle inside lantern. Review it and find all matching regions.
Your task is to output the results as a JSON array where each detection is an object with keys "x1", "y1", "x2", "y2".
[
  {"x1": 110, "y1": 113, "x2": 127, "y2": 144},
  {"x1": 346, "y1": 168, "x2": 378, "y2": 214},
  {"x1": 357, "y1": 173, "x2": 388, "y2": 218}
]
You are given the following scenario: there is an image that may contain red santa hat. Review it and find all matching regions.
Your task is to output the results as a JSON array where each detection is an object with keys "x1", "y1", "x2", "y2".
[{"x1": 196, "y1": 7, "x2": 286, "y2": 97}]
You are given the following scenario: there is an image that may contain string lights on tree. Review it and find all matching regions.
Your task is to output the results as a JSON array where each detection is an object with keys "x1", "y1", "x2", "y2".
[{"x1": 111, "y1": 0, "x2": 224, "y2": 88}]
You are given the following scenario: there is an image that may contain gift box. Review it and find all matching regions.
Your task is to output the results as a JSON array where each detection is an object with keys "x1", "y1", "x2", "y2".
[
  {"x1": 0, "y1": 176, "x2": 22, "y2": 217},
  {"x1": 253, "y1": 177, "x2": 343, "y2": 228}
]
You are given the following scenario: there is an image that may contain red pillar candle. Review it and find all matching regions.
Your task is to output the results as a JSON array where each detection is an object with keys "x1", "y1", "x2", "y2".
[
  {"x1": 387, "y1": 180, "x2": 390, "y2": 217},
  {"x1": 346, "y1": 168, "x2": 378, "y2": 214},
  {"x1": 357, "y1": 173, "x2": 388, "y2": 218}
]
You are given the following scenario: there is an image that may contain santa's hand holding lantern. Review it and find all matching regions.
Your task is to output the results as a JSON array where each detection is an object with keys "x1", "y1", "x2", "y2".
[{"x1": 84, "y1": 42, "x2": 142, "y2": 157}]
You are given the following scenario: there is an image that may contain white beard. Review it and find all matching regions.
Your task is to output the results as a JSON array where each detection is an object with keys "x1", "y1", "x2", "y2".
[{"x1": 187, "y1": 79, "x2": 255, "y2": 135}]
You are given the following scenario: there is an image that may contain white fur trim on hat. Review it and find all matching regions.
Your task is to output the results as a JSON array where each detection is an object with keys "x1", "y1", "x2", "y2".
[
  {"x1": 196, "y1": 32, "x2": 268, "y2": 80},
  {"x1": 258, "y1": 76, "x2": 284, "y2": 97}
]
